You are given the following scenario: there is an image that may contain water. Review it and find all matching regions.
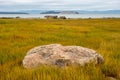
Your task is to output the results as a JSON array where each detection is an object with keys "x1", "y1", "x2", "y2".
[{"x1": 0, "y1": 14, "x2": 120, "y2": 18}]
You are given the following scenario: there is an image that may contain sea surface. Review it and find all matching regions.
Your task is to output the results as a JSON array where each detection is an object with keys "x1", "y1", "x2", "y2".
[{"x1": 0, "y1": 14, "x2": 120, "y2": 18}]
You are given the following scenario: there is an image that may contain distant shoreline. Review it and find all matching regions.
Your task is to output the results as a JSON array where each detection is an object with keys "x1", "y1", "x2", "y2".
[
  {"x1": 0, "y1": 13, "x2": 120, "y2": 19},
  {"x1": 0, "y1": 17, "x2": 120, "y2": 19}
]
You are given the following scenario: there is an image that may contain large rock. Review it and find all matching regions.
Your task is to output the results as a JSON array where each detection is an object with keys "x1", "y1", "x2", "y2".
[
  {"x1": 59, "y1": 16, "x2": 67, "y2": 19},
  {"x1": 44, "y1": 15, "x2": 58, "y2": 19},
  {"x1": 23, "y1": 44, "x2": 104, "y2": 68}
]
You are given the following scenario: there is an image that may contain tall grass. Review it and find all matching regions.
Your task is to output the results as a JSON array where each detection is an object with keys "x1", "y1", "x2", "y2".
[{"x1": 0, "y1": 18, "x2": 120, "y2": 80}]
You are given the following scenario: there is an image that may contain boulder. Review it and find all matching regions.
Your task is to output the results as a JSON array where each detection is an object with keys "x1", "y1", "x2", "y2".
[
  {"x1": 59, "y1": 16, "x2": 66, "y2": 19},
  {"x1": 106, "y1": 77, "x2": 117, "y2": 80},
  {"x1": 44, "y1": 15, "x2": 58, "y2": 19},
  {"x1": 23, "y1": 44, "x2": 104, "y2": 68}
]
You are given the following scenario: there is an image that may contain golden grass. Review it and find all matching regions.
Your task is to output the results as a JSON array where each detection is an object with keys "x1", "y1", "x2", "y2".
[{"x1": 0, "y1": 18, "x2": 120, "y2": 80}]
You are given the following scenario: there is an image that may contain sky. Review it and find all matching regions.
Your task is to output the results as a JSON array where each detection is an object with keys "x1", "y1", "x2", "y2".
[{"x1": 0, "y1": 0, "x2": 120, "y2": 11}]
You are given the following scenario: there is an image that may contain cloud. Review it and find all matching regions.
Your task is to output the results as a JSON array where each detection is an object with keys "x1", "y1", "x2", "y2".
[{"x1": 0, "y1": 0, "x2": 120, "y2": 11}]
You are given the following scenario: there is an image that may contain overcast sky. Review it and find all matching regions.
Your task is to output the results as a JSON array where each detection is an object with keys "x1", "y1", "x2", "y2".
[{"x1": 0, "y1": 0, "x2": 120, "y2": 11}]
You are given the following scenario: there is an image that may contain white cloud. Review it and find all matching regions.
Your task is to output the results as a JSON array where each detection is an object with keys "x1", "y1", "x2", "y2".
[{"x1": 0, "y1": 0, "x2": 120, "y2": 11}]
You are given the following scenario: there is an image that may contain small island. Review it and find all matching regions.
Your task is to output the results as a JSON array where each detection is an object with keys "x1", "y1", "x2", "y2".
[{"x1": 41, "y1": 11, "x2": 79, "y2": 14}]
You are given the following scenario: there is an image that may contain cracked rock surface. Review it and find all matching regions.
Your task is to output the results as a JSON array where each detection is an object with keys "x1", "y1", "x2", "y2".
[{"x1": 23, "y1": 44, "x2": 104, "y2": 68}]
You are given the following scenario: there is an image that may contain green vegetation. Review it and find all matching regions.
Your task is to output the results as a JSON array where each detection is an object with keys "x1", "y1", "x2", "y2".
[{"x1": 0, "y1": 18, "x2": 120, "y2": 80}]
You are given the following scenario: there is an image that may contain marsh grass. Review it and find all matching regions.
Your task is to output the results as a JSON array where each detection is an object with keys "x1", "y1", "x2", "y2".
[{"x1": 0, "y1": 18, "x2": 120, "y2": 80}]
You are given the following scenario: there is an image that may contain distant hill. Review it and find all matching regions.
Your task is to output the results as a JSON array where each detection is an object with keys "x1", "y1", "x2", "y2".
[
  {"x1": 41, "y1": 11, "x2": 60, "y2": 14},
  {"x1": 0, "y1": 12, "x2": 28, "y2": 14},
  {"x1": 2, "y1": 10, "x2": 120, "y2": 14},
  {"x1": 24, "y1": 10, "x2": 120, "y2": 14},
  {"x1": 41, "y1": 11, "x2": 79, "y2": 14},
  {"x1": 77, "y1": 10, "x2": 120, "y2": 14},
  {"x1": 59, "y1": 11, "x2": 79, "y2": 14}
]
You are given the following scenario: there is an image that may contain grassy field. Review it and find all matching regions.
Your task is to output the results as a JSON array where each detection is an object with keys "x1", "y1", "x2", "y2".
[{"x1": 0, "y1": 18, "x2": 120, "y2": 80}]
